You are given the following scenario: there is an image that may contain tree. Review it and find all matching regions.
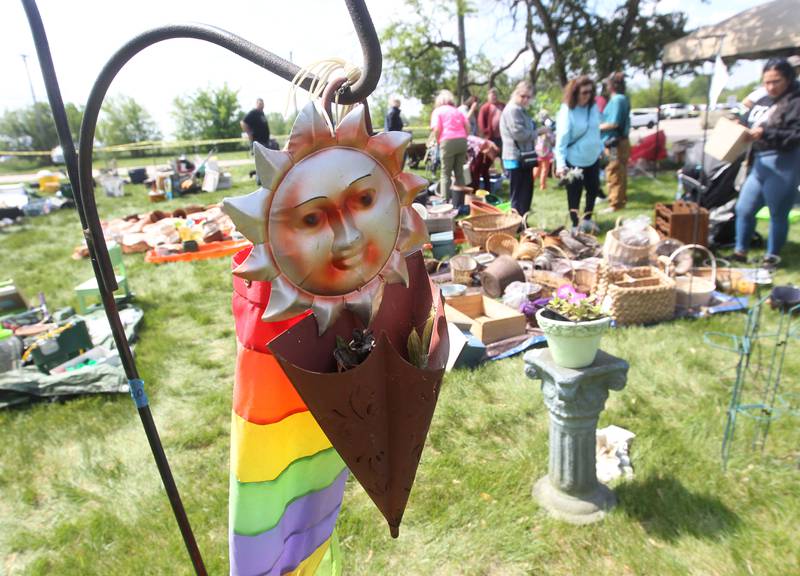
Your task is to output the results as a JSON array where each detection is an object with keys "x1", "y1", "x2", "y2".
[
  {"x1": 381, "y1": 3, "x2": 459, "y2": 103},
  {"x1": 521, "y1": 0, "x2": 687, "y2": 85},
  {"x1": 629, "y1": 79, "x2": 687, "y2": 108},
  {"x1": 172, "y1": 84, "x2": 243, "y2": 149},
  {"x1": 266, "y1": 112, "x2": 292, "y2": 137},
  {"x1": 96, "y1": 96, "x2": 160, "y2": 150},
  {"x1": 0, "y1": 102, "x2": 83, "y2": 153}
]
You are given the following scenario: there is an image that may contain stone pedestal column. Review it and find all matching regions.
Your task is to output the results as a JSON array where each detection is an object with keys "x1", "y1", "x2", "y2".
[{"x1": 524, "y1": 348, "x2": 628, "y2": 524}]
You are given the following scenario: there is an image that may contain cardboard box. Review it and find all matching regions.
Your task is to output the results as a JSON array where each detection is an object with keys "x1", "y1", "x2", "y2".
[
  {"x1": 444, "y1": 292, "x2": 526, "y2": 344},
  {"x1": 704, "y1": 116, "x2": 749, "y2": 163}
]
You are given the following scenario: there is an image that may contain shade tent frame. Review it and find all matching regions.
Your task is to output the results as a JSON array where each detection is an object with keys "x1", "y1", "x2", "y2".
[
  {"x1": 662, "y1": 0, "x2": 800, "y2": 66},
  {"x1": 654, "y1": 0, "x2": 800, "y2": 177}
]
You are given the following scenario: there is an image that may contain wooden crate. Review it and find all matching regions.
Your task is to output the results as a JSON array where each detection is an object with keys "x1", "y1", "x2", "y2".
[
  {"x1": 444, "y1": 292, "x2": 526, "y2": 344},
  {"x1": 654, "y1": 201, "x2": 709, "y2": 246}
]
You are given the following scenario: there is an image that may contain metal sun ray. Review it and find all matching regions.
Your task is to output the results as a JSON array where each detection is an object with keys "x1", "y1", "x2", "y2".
[
  {"x1": 253, "y1": 143, "x2": 293, "y2": 191},
  {"x1": 397, "y1": 207, "x2": 429, "y2": 254},
  {"x1": 232, "y1": 243, "x2": 279, "y2": 282},
  {"x1": 344, "y1": 278, "x2": 385, "y2": 327},
  {"x1": 311, "y1": 296, "x2": 346, "y2": 335},
  {"x1": 365, "y1": 131, "x2": 411, "y2": 177},
  {"x1": 262, "y1": 275, "x2": 313, "y2": 322},
  {"x1": 221, "y1": 187, "x2": 271, "y2": 244},
  {"x1": 394, "y1": 172, "x2": 428, "y2": 207},
  {"x1": 380, "y1": 251, "x2": 410, "y2": 287},
  {"x1": 285, "y1": 101, "x2": 336, "y2": 162},
  {"x1": 335, "y1": 104, "x2": 370, "y2": 149}
]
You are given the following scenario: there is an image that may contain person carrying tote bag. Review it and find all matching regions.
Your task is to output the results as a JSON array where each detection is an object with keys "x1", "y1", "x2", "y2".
[
  {"x1": 555, "y1": 75, "x2": 603, "y2": 233},
  {"x1": 500, "y1": 81, "x2": 537, "y2": 215}
]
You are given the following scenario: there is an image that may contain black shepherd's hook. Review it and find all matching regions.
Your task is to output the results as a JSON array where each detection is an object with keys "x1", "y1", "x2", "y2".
[{"x1": 20, "y1": 1, "x2": 382, "y2": 574}]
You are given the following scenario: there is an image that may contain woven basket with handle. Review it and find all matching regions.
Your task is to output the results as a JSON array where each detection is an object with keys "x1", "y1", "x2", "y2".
[
  {"x1": 596, "y1": 264, "x2": 676, "y2": 325},
  {"x1": 485, "y1": 232, "x2": 519, "y2": 256},
  {"x1": 459, "y1": 211, "x2": 523, "y2": 248},
  {"x1": 602, "y1": 216, "x2": 661, "y2": 267}
]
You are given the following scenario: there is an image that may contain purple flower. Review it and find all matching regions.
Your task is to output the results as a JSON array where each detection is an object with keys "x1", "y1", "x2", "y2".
[
  {"x1": 556, "y1": 284, "x2": 587, "y2": 304},
  {"x1": 555, "y1": 284, "x2": 575, "y2": 299}
]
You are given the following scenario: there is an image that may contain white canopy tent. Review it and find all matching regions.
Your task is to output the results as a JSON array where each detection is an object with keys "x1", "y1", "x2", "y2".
[
  {"x1": 663, "y1": 0, "x2": 800, "y2": 65},
  {"x1": 651, "y1": 0, "x2": 800, "y2": 175}
]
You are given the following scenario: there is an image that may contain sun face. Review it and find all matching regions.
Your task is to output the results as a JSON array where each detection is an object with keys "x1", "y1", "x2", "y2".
[{"x1": 223, "y1": 101, "x2": 429, "y2": 334}]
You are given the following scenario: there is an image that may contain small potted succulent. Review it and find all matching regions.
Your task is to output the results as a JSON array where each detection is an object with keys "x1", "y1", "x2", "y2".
[{"x1": 535, "y1": 284, "x2": 611, "y2": 369}]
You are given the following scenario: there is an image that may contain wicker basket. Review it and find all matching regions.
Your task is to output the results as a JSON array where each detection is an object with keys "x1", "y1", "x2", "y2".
[
  {"x1": 486, "y1": 233, "x2": 519, "y2": 256},
  {"x1": 596, "y1": 264, "x2": 676, "y2": 326},
  {"x1": 572, "y1": 259, "x2": 601, "y2": 294},
  {"x1": 459, "y1": 211, "x2": 523, "y2": 248},
  {"x1": 513, "y1": 236, "x2": 544, "y2": 260},
  {"x1": 603, "y1": 216, "x2": 661, "y2": 267},
  {"x1": 450, "y1": 254, "x2": 478, "y2": 285}
]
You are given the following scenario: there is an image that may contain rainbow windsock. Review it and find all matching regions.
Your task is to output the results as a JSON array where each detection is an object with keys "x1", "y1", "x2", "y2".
[{"x1": 230, "y1": 248, "x2": 347, "y2": 576}]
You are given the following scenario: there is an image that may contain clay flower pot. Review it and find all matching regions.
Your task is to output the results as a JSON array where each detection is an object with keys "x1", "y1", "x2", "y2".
[
  {"x1": 268, "y1": 251, "x2": 449, "y2": 538},
  {"x1": 535, "y1": 308, "x2": 611, "y2": 369}
]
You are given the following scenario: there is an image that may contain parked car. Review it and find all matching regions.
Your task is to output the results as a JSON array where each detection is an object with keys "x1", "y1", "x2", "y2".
[
  {"x1": 630, "y1": 108, "x2": 658, "y2": 129},
  {"x1": 659, "y1": 103, "x2": 692, "y2": 119}
]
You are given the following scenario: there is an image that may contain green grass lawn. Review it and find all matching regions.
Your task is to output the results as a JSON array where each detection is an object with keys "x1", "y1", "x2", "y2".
[{"x1": 1, "y1": 164, "x2": 799, "y2": 575}]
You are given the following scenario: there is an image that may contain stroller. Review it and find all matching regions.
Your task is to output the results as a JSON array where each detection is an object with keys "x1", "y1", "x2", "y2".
[{"x1": 678, "y1": 140, "x2": 748, "y2": 249}]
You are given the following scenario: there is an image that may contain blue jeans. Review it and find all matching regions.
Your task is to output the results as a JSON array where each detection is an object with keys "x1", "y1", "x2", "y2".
[{"x1": 735, "y1": 148, "x2": 800, "y2": 255}]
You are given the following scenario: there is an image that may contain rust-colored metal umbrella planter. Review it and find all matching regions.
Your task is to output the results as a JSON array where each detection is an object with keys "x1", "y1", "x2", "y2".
[{"x1": 269, "y1": 252, "x2": 449, "y2": 538}]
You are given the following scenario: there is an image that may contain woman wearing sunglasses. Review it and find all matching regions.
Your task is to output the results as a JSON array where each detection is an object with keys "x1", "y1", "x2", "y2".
[
  {"x1": 500, "y1": 81, "x2": 538, "y2": 214},
  {"x1": 555, "y1": 75, "x2": 603, "y2": 233}
]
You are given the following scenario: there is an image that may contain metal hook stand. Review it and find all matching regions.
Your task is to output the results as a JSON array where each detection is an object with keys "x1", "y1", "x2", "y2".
[
  {"x1": 20, "y1": 1, "x2": 382, "y2": 573},
  {"x1": 321, "y1": 76, "x2": 374, "y2": 134}
]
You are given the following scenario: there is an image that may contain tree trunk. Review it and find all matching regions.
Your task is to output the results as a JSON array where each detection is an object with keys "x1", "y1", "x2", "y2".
[
  {"x1": 528, "y1": 50, "x2": 544, "y2": 90},
  {"x1": 529, "y1": 0, "x2": 568, "y2": 86},
  {"x1": 457, "y1": 8, "x2": 467, "y2": 101},
  {"x1": 608, "y1": 0, "x2": 641, "y2": 75}
]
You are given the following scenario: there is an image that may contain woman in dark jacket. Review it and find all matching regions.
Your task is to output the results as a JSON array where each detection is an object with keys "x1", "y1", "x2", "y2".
[{"x1": 734, "y1": 58, "x2": 800, "y2": 267}]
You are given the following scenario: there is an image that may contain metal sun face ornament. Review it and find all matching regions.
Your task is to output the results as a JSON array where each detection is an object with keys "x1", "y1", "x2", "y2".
[{"x1": 223, "y1": 101, "x2": 429, "y2": 334}]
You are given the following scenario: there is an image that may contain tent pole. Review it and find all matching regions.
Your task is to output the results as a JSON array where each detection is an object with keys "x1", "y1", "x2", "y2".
[
  {"x1": 653, "y1": 63, "x2": 666, "y2": 177},
  {"x1": 701, "y1": 67, "x2": 712, "y2": 181}
]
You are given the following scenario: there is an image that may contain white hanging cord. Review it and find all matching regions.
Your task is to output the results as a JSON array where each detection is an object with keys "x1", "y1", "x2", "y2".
[{"x1": 286, "y1": 59, "x2": 362, "y2": 125}]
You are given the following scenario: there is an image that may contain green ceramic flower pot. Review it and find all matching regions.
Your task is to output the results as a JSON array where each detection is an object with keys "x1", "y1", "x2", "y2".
[{"x1": 535, "y1": 309, "x2": 612, "y2": 369}]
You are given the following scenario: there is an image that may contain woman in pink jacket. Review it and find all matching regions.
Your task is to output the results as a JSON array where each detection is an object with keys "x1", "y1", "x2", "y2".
[{"x1": 430, "y1": 89, "x2": 470, "y2": 206}]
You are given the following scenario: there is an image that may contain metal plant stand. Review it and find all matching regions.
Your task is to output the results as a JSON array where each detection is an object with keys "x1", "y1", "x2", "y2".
[
  {"x1": 524, "y1": 349, "x2": 628, "y2": 524},
  {"x1": 705, "y1": 296, "x2": 800, "y2": 469},
  {"x1": 20, "y1": 1, "x2": 382, "y2": 572}
]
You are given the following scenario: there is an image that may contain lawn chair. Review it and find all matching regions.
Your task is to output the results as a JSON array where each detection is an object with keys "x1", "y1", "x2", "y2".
[{"x1": 75, "y1": 241, "x2": 131, "y2": 313}]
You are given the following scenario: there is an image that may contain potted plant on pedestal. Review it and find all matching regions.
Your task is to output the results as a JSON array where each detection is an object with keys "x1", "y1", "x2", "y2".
[{"x1": 536, "y1": 285, "x2": 611, "y2": 369}]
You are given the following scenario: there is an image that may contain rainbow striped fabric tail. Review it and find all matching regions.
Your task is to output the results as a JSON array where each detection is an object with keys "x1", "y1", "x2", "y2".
[{"x1": 230, "y1": 248, "x2": 347, "y2": 576}]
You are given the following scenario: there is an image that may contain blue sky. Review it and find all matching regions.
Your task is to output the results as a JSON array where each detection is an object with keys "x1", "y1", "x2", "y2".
[{"x1": 0, "y1": 0, "x2": 767, "y2": 136}]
